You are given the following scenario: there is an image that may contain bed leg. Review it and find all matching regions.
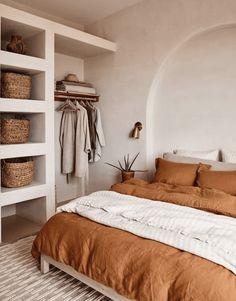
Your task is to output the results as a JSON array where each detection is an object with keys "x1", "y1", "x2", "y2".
[{"x1": 41, "y1": 255, "x2": 50, "y2": 274}]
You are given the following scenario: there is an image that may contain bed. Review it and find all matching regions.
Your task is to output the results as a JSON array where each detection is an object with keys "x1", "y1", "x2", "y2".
[{"x1": 32, "y1": 176, "x2": 236, "y2": 301}]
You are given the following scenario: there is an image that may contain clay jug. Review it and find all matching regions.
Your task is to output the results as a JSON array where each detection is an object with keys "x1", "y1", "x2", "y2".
[{"x1": 7, "y1": 35, "x2": 26, "y2": 54}]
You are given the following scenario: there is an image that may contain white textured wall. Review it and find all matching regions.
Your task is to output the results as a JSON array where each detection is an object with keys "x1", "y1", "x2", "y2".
[
  {"x1": 54, "y1": 53, "x2": 84, "y2": 203},
  {"x1": 55, "y1": 53, "x2": 84, "y2": 82},
  {"x1": 84, "y1": 0, "x2": 236, "y2": 188},
  {"x1": 151, "y1": 25, "x2": 236, "y2": 157},
  {"x1": 0, "y1": 0, "x2": 84, "y2": 30}
]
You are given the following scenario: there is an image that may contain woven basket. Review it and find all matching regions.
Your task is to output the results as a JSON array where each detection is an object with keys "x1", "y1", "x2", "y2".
[
  {"x1": 1, "y1": 118, "x2": 30, "y2": 144},
  {"x1": 1, "y1": 158, "x2": 34, "y2": 188},
  {"x1": 1, "y1": 72, "x2": 31, "y2": 99}
]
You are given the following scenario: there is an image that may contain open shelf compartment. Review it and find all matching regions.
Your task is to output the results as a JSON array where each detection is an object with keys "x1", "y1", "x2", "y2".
[
  {"x1": 55, "y1": 33, "x2": 116, "y2": 58},
  {"x1": 1, "y1": 17, "x2": 45, "y2": 59},
  {"x1": 0, "y1": 65, "x2": 45, "y2": 100},
  {"x1": 0, "y1": 99, "x2": 47, "y2": 113},
  {"x1": 0, "y1": 155, "x2": 46, "y2": 194},
  {"x1": 1, "y1": 196, "x2": 46, "y2": 243},
  {"x1": 0, "y1": 112, "x2": 45, "y2": 144}
]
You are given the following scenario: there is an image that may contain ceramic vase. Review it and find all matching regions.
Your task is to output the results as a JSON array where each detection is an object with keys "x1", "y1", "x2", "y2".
[{"x1": 7, "y1": 35, "x2": 26, "y2": 54}]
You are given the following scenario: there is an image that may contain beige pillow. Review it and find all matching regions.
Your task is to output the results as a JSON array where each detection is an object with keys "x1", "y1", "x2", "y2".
[
  {"x1": 197, "y1": 170, "x2": 236, "y2": 195},
  {"x1": 163, "y1": 153, "x2": 236, "y2": 171},
  {"x1": 221, "y1": 150, "x2": 236, "y2": 163},
  {"x1": 154, "y1": 158, "x2": 210, "y2": 186},
  {"x1": 174, "y1": 149, "x2": 220, "y2": 161}
]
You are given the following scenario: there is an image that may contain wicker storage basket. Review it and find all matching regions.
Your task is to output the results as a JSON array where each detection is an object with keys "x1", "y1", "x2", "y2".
[
  {"x1": 1, "y1": 157, "x2": 34, "y2": 188},
  {"x1": 1, "y1": 72, "x2": 31, "y2": 99},
  {"x1": 0, "y1": 118, "x2": 30, "y2": 144}
]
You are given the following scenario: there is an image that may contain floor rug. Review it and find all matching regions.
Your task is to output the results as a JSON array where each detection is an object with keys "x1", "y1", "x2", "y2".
[{"x1": 0, "y1": 236, "x2": 111, "y2": 301}]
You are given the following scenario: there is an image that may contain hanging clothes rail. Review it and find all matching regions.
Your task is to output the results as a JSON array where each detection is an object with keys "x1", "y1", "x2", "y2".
[{"x1": 54, "y1": 91, "x2": 99, "y2": 102}]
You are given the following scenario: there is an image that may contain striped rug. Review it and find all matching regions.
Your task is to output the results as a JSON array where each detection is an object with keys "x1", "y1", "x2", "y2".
[{"x1": 0, "y1": 236, "x2": 111, "y2": 301}]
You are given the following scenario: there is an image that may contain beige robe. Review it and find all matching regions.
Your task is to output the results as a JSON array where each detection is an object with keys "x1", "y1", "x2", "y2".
[
  {"x1": 59, "y1": 110, "x2": 76, "y2": 175},
  {"x1": 75, "y1": 102, "x2": 91, "y2": 178},
  {"x1": 89, "y1": 107, "x2": 105, "y2": 162}
]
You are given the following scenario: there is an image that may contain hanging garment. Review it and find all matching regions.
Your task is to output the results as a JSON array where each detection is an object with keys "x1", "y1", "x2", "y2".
[
  {"x1": 89, "y1": 107, "x2": 106, "y2": 162},
  {"x1": 74, "y1": 102, "x2": 91, "y2": 178},
  {"x1": 85, "y1": 104, "x2": 97, "y2": 161},
  {"x1": 59, "y1": 110, "x2": 76, "y2": 176}
]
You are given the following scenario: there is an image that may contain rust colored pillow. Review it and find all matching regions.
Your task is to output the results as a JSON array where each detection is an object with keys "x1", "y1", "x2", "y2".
[
  {"x1": 154, "y1": 158, "x2": 210, "y2": 186},
  {"x1": 197, "y1": 170, "x2": 236, "y2": 195}
]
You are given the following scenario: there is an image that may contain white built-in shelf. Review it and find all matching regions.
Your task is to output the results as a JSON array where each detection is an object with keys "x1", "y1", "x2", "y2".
[
  {"x1": 0, "y1": 54, "x2": 46, "y2": 100},
  {"x1": 1, "y1": 16, "x2": 45, "y2": 59},
  {"x1": 1, "y1": 154, "x2": 46, "y2": 199},
  {"x1": 0, "y1": 4, "x2": 56, "y2": 245},
  {"x1": 1, "y1": 181, "x2": 45, "y2": 194},
  {"x1": 0, "y1": 112, "x2": 45, "y2": 143},
  {"x1": 1, "y1": 215, "x2": 42, "y2": 243},
  {"x1": 0, "y1": 2, "x2": 117, "y2": 243},
  {"x1": 0, "y1": 50, "x2": 47, "y2": 72},
  {"x1": 0, "y1": 99, "x2": 47, "y2": 112},
  {"x1": 0, "y1": 182, "x2": 47, "y2": 206},
  {"x1": 0, "y1": 3, "x2": 116, "y2": 60},
  {"x1": 0, "y1": 143, "x2": 46, "y2": 159},
  {"x1": 55, "y1": 33, "x2": 116, "y2": 58}
]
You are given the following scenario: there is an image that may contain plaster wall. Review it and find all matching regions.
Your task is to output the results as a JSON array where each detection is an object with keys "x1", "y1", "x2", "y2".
[
  {"x1": 151, "y1": 25, "x2": 236, "y2": 160},
  {"x1": 84, "y1": 0, "x2": 236, "y2": 187}
]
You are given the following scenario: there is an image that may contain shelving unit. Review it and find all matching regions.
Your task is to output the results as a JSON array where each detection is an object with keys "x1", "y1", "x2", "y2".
[
  {"x1": 0, "y1": 143, "x2": 46, "y2": 158},
  {"x1": 0, "y1": 51, "x2": 47, "y2": 71},
  {"x1": 0, "y1": 55, "x2": 46, "y2": 101},
  {"x1": 55, "y1": 33, "x2": 116, "y2": 58},
  {"x1": 0, "y1": 99, "x2": 47, "y2": 113},
  {"x1": 0, "y1": 5, "x2": 53, "y2": 243},
  {"x1": 0, "y1": 3, "x2": 116, "y2": 243}
]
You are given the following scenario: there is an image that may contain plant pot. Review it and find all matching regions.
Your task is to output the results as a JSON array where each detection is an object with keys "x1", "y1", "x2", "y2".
[{"x1": 121, "y1": 171, "x2": 135, "y2": 182}]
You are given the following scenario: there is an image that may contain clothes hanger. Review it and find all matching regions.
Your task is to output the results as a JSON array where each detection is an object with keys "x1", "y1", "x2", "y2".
[
  {"x1": 87, "y1": 100, "x2": 96, "y2": 110},
  {"x1": 78, "y1": 99, "x2": 86, "y2": 107},
  {"x1": 57, "y1": 99, "x2": 70, "y2": 111},
  {"x1": 73, "y1": 99, "x2": 84, "y2": 111},
  {"x1": 80, "y1": 99, "x2": 94, "y2": 110},
  {"x1": 57, "y1": 98, "x2": 79, "y2": 111}
]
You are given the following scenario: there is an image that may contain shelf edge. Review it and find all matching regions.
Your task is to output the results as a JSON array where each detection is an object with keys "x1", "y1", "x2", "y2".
[{"x1": 0, "y1": 183, "x2": 47, "y2": 206}]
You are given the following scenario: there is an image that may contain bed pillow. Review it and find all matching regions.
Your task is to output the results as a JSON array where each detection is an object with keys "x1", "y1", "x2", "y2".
[
  {"x1": 221, "y1": 150, "x2": 236, "y2": 163},
  {"x1": 174, "y1": 149, "x2": 220, "y2": 161},
  {"x1": 197, "y1": 170, "x2": 236, "y2": 195},
  {"x1": 154, "y1": 158, "x2": 210, "y2": 186},
  {"x1": 163, "y1": 153, "x2": 236, "y2": 171}
]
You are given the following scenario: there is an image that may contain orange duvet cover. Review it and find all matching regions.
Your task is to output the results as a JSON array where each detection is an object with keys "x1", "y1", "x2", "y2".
[{"x1": 32, "y1": 179, "x2": 236, "y2": 301}]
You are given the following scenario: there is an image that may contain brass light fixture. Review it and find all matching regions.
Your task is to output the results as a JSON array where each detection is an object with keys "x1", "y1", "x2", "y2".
[{"x1": 132, "y1": 122, "x2": 143, "y2": 139}]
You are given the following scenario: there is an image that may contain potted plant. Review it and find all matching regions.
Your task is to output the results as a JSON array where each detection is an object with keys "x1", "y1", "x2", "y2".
[{"x1": 105, "y1": 153, "x2": 145, "y2": 182}]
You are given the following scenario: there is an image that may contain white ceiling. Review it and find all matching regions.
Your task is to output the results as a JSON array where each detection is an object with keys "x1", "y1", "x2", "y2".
[{"x1": 0, "y1": 0, "x2": 143, "y2": 26}]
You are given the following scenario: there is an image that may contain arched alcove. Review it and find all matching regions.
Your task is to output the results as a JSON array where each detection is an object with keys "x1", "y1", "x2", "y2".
[{"x1": 146, "y1": 24, "x2": 236, "y2": 168}]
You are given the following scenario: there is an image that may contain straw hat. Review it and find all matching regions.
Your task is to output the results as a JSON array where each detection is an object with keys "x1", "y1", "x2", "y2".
[{"x1": 64, "y1": 73, "x2": 79, "y2": 82}]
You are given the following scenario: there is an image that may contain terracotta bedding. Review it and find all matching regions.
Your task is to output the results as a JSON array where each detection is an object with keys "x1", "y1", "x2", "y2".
[{"x1": 32, "y1": 179, "x2": 236, "y2": 301}]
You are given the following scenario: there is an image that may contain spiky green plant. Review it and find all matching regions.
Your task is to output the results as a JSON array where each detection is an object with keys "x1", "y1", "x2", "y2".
[{"x1": 105, "y1": 153, "x2": 145, "y2": 172}]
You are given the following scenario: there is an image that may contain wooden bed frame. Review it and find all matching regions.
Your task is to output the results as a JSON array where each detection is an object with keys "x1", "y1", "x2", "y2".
[{"x1": 41, "y1": 254, "x2": 132, "y2": 301}]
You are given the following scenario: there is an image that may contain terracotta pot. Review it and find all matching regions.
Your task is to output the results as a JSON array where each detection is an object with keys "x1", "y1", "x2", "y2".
[
  {"x1": 121, "y1": 171, "x2": 135, "y2": 182},
  {"x1": 6, "y1": 35, "x2": 26, "y2": 54}
]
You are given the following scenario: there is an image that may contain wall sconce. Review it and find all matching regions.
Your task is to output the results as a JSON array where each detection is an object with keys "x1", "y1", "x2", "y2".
[{"x1": 131, "y1": 122, "x2": 143, "y2": 139}]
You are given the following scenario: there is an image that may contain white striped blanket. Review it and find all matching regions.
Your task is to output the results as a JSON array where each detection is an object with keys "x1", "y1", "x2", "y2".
[{"x1": 58, "y1": 191, "x2": 236, "y2": 275}]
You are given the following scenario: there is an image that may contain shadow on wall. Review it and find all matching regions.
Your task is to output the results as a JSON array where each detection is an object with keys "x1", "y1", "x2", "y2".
[{"x1": 146, "y1": 23, "x2": 236, "y2": 170}]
